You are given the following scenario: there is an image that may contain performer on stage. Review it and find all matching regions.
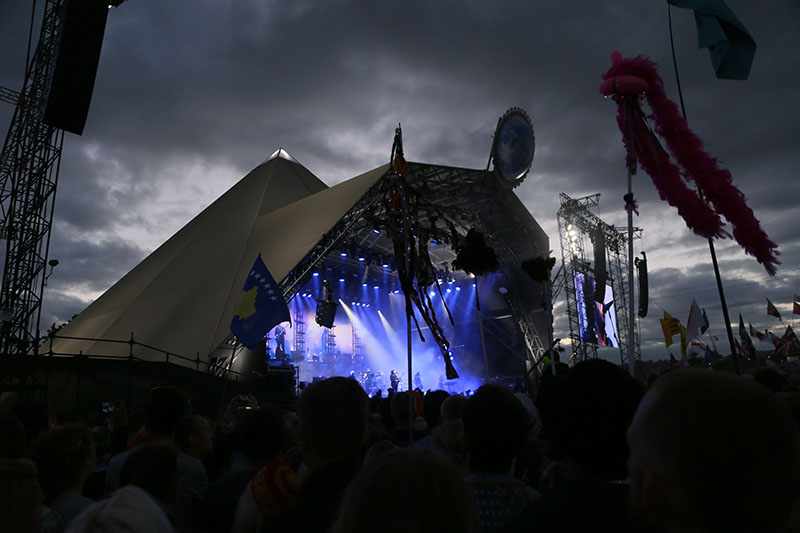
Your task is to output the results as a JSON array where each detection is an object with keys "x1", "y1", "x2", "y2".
[
  {"x1": 274, "y1": 325, "x2": 287, "y2": 363},
  {"x1": 414, "y1": 372, "x2": 423, "y2": 391},
  {"x1": 390, "y1": 370, "x2": 400, "y2": 393}
]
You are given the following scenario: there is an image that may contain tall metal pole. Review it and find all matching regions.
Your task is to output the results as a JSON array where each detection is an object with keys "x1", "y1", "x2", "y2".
[
  {"x1": 626, "y1": 168, "x2": 636, "y2": 377},
  {"x1": 668, "y1": 5, "x2": 740, "y2": 374},
  {"x1": 475, "y1": 277, "x2": 490, "y2": 381}
]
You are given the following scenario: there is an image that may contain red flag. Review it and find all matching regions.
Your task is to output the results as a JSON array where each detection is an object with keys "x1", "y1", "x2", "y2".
[
  {"x1": 754, "y1": 329, "x2": 766, "y2": 341},
  {"x1": 794, "y1": 295, "x2": 800, "y2": 316},
  {"x1": 734, "y1": 338, "x2": 746, "y2": 356}
]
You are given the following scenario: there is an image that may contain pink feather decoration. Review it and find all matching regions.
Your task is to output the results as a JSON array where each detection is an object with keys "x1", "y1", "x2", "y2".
[{"x1": 601, "y1": 52, "x2": 779, "y2": 276}]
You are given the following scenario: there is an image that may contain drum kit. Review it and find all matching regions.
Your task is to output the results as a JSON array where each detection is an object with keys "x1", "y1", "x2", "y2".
[{"x1": 354, "y1": 370, "x2": 382, "y2": 396}]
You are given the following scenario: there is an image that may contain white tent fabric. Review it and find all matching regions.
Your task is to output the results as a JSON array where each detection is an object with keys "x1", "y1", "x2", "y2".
[{"x1": 50, "y1": 151, "x2": 387, "y2": 362}]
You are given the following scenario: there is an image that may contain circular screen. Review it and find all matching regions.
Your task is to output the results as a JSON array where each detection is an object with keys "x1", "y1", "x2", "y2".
[{"x1": 493, "y1": 108, "x2": 535, "y2": 187}]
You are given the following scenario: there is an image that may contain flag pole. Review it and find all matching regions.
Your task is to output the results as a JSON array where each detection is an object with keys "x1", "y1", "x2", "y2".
[
  {"x1": 626, "y1": 167, "x2": 636, "y2": 378},
  {"x1": 669, "y1": 4, "x2": 740, "y2": 375}
]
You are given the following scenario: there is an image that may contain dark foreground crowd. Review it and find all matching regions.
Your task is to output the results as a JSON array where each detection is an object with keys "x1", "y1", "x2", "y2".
[{"x1": 1, "y1": 361, "x2": 799, "y2": 532}]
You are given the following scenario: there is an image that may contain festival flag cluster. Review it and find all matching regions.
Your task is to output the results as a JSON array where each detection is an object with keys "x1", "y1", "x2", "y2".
[{"x1": 658, "y1": 295, "x2": 800, "y2": 362}]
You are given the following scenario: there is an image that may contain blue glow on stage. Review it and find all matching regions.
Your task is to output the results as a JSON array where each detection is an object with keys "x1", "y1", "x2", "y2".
[{"x1": 260, "y1": 262, "x2": 519, "y2": 396}]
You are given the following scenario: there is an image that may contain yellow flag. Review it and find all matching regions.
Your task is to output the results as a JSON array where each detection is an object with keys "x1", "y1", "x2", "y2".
[{"x1": 660, "y1": 312, "x2": 681, "y2": 347}]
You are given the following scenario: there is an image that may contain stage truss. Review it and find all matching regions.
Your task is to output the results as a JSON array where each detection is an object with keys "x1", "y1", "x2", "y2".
[
  {"x1": 557, "y1": 193, "x2": 641, "y2": 367},
  {"x1": 0, "y1": 0, "x2": 65, "y2": 360},
  {"x1": 277, "y1": 162, "x2": 552, "y2": 381}
]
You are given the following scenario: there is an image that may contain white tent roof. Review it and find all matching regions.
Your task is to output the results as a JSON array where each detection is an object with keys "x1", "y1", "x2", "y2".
[{"x1": 50, "y1": 151, "x2": 389, "y2": 361}]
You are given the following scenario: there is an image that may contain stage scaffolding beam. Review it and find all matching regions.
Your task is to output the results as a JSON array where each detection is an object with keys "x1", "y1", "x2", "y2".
[
  {"x1": 277, "y1": 162, "x2": 551, "y2": 388},
  {"x1": 0, "y1": 0, "x2": 65, "y2": 358},
  {"x1": 556, "y1": 193, "x2": 641, "y2": 369}
]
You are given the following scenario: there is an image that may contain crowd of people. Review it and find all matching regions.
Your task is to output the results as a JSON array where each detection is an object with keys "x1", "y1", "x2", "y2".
[{"x1": 1, "y1": 360, "x2": 798, "y2": 532}]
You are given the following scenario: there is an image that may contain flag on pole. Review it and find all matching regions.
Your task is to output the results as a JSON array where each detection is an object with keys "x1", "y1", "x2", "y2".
[
  {"x1": 794, "y1": 294, "x2": 800, "y2": 316},
  {"x1": 782, "y1": 325, "x2": 800, "y2": 351},
  {"x1": 739, "y1": 314, "x2": 756, "y2": 358},
  {"x1": 667, "y1": 0, "x2": 757, "y2": 80},
  {"x1": 734, "y1": 337, "x2": 747, "y2": 357},
  {"x1": 754, "y1": 328, "x2": 766, "y2": 342},
  {"x1": 700, "y1": 309, "x2": 710, "y2": 334},
  {"x1": 661, "y1": 312, "x2": 682, "y2": 347},
  {"x1": 686, "y1": 299, "x2": 705, "y2": 341},
  {"x1": 229, "y1": 255, "x2": 291, "y2": 349},
  {"x1": 766, "y1": 298, "x2": 782, "y2": 320},
  {"x1": 767, "y1": 330, "x2": 782, "y2": 349}
]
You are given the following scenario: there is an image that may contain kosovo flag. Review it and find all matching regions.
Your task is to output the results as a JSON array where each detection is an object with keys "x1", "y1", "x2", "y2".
[
  {"x1": 669, "y1": 0, "x2": 756, "y2": 80},
  {"x1": 230, "y1": 255, "x2": 290, "y2": 349}
]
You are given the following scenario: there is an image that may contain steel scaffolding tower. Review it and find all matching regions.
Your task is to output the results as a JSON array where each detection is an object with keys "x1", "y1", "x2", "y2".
[
  {"x1": 0, "y1": 0, "x2": 66, "y2": 356},
  {"x1": 557, "y1": 193, "x2": 641, "y2": 368},
  {"x1": 293, "y1": 308, "x2": 305, "y2": 355}
]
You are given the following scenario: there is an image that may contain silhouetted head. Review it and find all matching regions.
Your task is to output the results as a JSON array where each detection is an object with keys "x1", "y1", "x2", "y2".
[
  {"x1": 462, "y1": 384, "x2": 529, "y2": 474},
  {"x1": 144, "y1": 386, "x2": 189, "y2": 437},
  {"x1": 628, "y1": 369, "x2": 800, "y2": 532},
  {"x1": 544, "y1": 359, "x2": 643, "y2": 480},
  {"x1": 299, "y1": 377, "x2": 368, "y2": 470},
  {"x1": 330, "y1": 449, "x2": 473, "y2": 532}
]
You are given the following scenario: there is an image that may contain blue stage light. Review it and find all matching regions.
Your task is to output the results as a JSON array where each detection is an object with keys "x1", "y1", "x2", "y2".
[
  {"x1": 312, "y1": 272, "x2": 319, "y2": 277},
  {"x1": 373, "y1": 285, "x2": 379, "y2": 289},
  {"x1": 456, "y1": 287, "x2": 461, "y2": 291},
  {"x1": 429, "y1": 291, "x2": 435, "y2": 297},
  {"x1": 373, "y1": 229, "x2": 380, "y2": 234},
  {"x1": 340, "y1": 252, "x2": 347, "y2": 257},
  {"x1": 365, "y1": 303, "x2": 370, "y2": 307},
  {"x1": 362, "y1": 283, "x2": 367, "y2": 287},
  {"x1": 382, "y1": 264, "x2": 388, "y2": 268},
  {"x1": 358, "y1": 257, "x2": 365, "y2": 262},
  {"x1": 446, "y1": 288, "x2": 451, "y2": 293},
  {"x1": 339, "y1": 278, "x2": 345, "y2": 282},
  {"x1": 393, "y1": 289, "x2": 400, "y2": 294}
]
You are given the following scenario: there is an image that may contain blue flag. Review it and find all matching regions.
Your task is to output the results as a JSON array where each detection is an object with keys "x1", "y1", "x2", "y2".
[
  {"x1": 669, "y1": 0, "x2": 756, "y2": 80},
  {"x1": 230, "y1": 255, "x2": 290, "y2": 349}
]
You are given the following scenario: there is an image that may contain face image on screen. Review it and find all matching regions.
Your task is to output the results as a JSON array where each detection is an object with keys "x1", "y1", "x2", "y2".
[{"x1": 573, "y1": 272, "x2": 619, "y2": 348}]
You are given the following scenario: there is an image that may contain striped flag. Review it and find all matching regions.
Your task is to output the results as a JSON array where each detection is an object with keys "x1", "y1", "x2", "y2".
[{"x1": 767, "y1": 298, "x2": 781, "y2": 320}]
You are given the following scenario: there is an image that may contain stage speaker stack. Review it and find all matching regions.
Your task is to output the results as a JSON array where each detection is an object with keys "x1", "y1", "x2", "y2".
[{"x1": 40, "y1": 0, "x2": 110, "y2": 135}]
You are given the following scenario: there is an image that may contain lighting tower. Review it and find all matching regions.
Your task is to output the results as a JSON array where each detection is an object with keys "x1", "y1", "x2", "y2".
[
  {"x1": 556, "y1": 193, "x2": 641, "y2": 368},
  {"x1": 1, "y1": 0, "x2": 118, "y2": 357},
  {"x1": 0, "y1": 0, "x2": 67, "y2": 356}
]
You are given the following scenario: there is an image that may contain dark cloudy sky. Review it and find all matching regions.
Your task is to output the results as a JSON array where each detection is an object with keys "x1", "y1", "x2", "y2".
[{"x1": 1, "y1": 1, "x2": 798, "y2": 361}]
